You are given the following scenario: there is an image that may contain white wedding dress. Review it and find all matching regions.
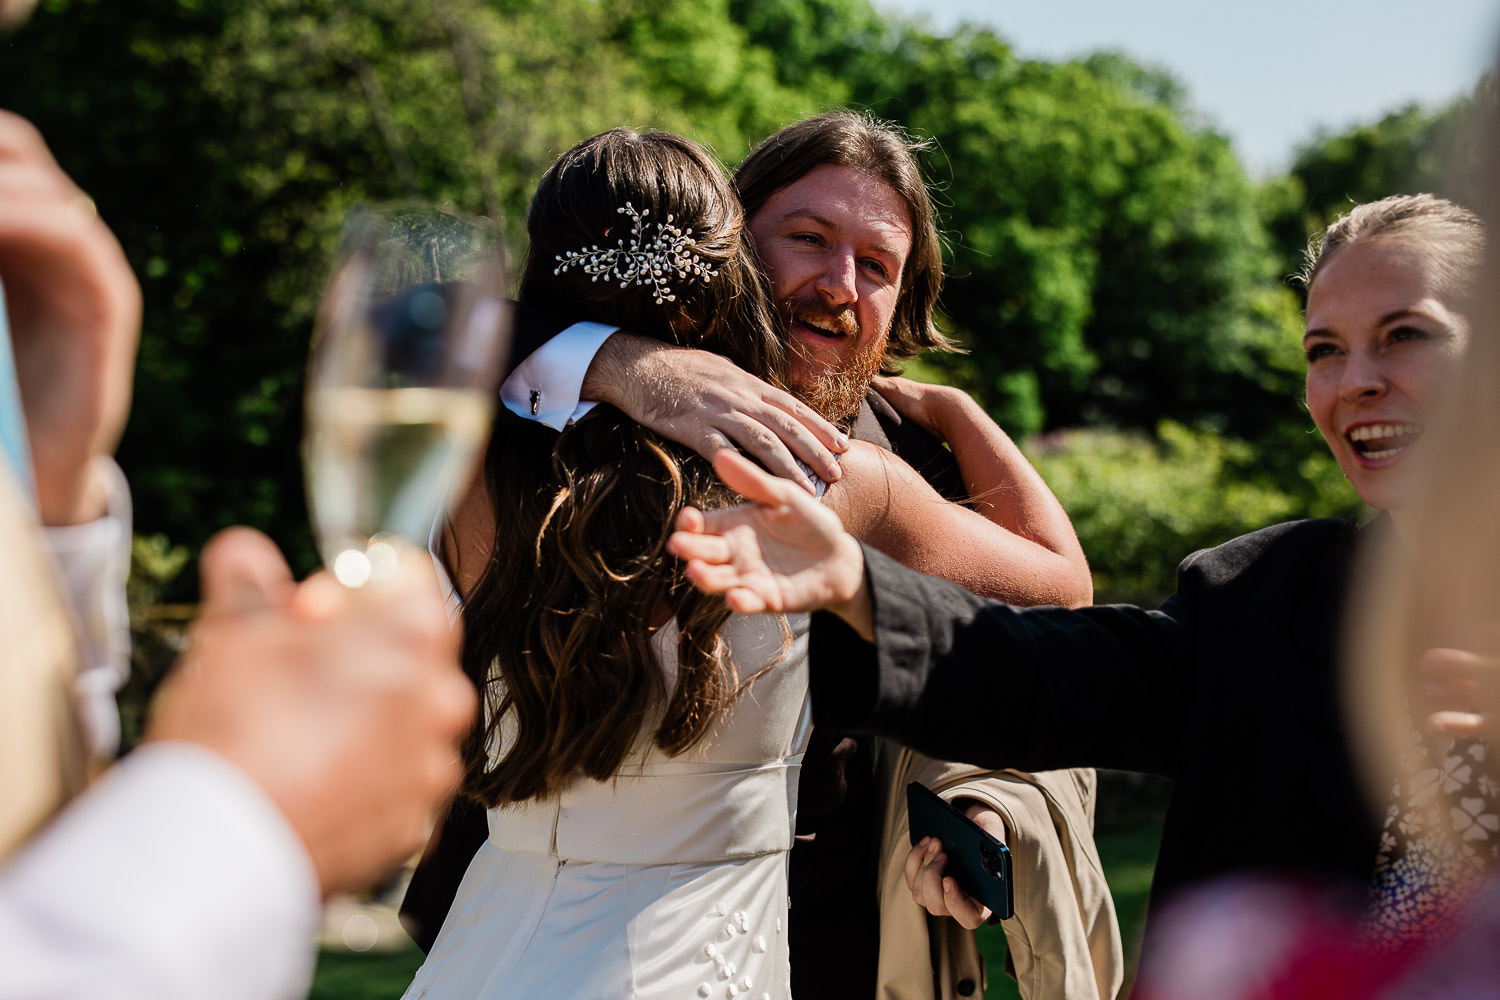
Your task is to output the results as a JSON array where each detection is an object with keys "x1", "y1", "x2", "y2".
[{"x1": 403, "y1": 611, "x2": 812, "y2": 1000}]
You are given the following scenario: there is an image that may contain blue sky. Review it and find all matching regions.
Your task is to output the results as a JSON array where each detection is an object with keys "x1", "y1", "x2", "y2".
[{"x1": 880, "y1": 0, "x2": 1500, "y2": 175}]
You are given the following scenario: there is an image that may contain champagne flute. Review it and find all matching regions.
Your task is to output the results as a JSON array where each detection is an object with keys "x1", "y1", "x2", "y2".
[{"x1": 304, "y1": 205, "x2": 509, "y2": 588}]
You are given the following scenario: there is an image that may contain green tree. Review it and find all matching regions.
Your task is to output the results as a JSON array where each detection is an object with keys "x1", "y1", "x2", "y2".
[
  {"x1": 605, "y1": 0, "x2": 819, "y2": 160},
  {"x1": 4, "y1": 0, "x2": 314, "y2": 577},
  {"x1": 889, "y1": 40, "x2": 1303, "y2": 439},
  {"x1": 1, "y1": 0, "x2": 1376, "y2": 600},
  {"x1": 729, "y1": 8, "x2": 1306, "y2": 439},
  {"x1": 1262, "y1": 95, "x2": 1482, "y2": 296},
  {"x1": 5, "y1": 0, "x2": 721, "y2": 580}
]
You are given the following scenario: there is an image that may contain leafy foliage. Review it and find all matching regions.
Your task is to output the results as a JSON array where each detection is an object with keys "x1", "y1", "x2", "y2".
[
  {"x1": 120, "y1": 534, "x2": 192, "y2": 747},
  {"x1": 1263, "y1": 96, "x2": 1484, "y2": 302},
  {"x1": 1027, "y1": 422, "x2": 1361, "y2": 604},
  {"x1": 729, "y1": 10, "x2": 1307, "y2": 439},
  {"x1": 0, "y1": 0, "x2": 1467, "y2": 604}
]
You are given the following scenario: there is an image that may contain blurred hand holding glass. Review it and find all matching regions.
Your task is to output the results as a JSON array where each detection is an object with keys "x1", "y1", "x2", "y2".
[{"x1": 305, "y1": 206, "x2": 508, "y2": 588}]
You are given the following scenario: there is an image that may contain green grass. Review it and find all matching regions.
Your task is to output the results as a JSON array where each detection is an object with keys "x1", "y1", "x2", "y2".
[
  {"x1": 308, "y1": 942, "x2": 424, "y2": 1000},
  {"x1": 307, "y1": 820, "x2": 1164, "y2": 999}
]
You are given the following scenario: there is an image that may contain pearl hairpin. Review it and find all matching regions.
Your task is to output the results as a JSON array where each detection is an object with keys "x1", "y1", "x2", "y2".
[{"x1": 554, "y1": 202, "x2": 718, "y2": 304}]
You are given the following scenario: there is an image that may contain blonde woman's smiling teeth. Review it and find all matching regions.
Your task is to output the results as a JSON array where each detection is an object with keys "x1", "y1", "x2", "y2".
[{"x1": 1345, "y1": 421, "x2": 1423, "y2": 461}]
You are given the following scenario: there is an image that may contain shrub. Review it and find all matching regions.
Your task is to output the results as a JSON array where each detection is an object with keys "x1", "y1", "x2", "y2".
[{"x1": 1027, "y1": 421, "x2": 1362, "y2": 604}]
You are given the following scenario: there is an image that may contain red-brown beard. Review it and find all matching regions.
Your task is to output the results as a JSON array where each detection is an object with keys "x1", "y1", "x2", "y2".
[{"x1": 785, "y1": 301, "x2": 889, "y2": 427}]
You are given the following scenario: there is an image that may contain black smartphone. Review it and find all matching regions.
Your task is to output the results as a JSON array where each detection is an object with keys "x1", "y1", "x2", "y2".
[{"x1": 905, "y1": 782, "x2": 1014, "y2": 920}]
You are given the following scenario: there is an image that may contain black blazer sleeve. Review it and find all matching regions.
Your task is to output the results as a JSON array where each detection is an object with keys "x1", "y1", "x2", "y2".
[
  {"x1": 808, "y1": 545, "x2": 1196, "y2": 776},
  {"x1": 808, "y1": 521, "x2": 1380, "y2": 918}
]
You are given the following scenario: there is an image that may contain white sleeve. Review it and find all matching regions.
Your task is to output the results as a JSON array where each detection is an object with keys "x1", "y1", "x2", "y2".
[
  {"x1": 498, "y1": 321, "x2": 616, "y2": 430},
  {"x1": 41, "y1": 457, "x2": 133, "y2": 759},
  {"x1": 0, "y1": 743, "x2": 322, "y2": 1000}
]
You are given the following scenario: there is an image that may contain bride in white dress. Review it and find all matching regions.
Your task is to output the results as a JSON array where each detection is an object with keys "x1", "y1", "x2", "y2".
[
  {"x1": 404, "y1": 129, "x2": 810, "y2": 1000},
  {"x1": 405, "y1": 123, "x2": 1088, "y2": 1000},
  {"x1": 407, "y1": 612, "x2": 811, "y2": 1000}
]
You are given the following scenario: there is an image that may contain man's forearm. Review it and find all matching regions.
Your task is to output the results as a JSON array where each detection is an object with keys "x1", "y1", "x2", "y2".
[{"x1": 578, "y1": 329, "x2": 643, "y2": 406}]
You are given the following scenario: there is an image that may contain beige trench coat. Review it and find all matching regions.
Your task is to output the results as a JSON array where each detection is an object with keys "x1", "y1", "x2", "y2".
[{"x1": 874, "y1": 744, "x2": 1124, "y2": 1000}]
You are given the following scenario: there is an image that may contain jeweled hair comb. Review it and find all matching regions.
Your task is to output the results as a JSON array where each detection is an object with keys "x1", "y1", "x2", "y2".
[{"x1": 553, "y1": 203, "x2": 719, "y2": 305}]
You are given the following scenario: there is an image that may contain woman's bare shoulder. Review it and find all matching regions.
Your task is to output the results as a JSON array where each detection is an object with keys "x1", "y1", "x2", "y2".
[{"x1": 825, "y1": 440, "x2": 940, "y2": 542}]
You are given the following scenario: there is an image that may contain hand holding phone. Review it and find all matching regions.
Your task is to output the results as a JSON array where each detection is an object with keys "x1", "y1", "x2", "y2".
[{"x1": 906, "y1": 782, "x2": 1014, "y2": 921}]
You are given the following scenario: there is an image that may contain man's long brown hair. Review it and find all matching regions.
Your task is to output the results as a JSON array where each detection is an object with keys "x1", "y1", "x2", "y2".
[
  {"x1": 458, "y1": 129, "x2": 788, "y2": 806},
  {"x1": 733, "y1": 110, "x2": 953, "y2": 370}
]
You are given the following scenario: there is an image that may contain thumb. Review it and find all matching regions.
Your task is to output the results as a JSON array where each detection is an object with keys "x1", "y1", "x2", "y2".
[{"x1": 198, "y1": 527, "x2": 295, "y2": 616}]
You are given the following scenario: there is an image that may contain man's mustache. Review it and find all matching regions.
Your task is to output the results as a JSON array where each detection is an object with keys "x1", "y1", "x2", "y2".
[{"x1": 784, "y1": 300, "x2": 858, "y2": 340}]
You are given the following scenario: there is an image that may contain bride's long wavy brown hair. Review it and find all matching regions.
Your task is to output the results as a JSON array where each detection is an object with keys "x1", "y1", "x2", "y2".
[{"x1": 459, "y1": 129, "x2": 789, "y2": 806}]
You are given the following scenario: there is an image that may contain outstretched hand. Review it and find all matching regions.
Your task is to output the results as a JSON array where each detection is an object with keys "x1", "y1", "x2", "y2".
[
  {"x1": 667, "y1": 450, "x2": 871, "y2": 636},
  {"x1": 586, "y1": 333, "x2": 848, "y2": 494}
]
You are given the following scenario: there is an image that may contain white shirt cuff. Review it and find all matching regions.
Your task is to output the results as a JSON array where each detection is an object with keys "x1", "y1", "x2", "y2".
[
  {"x1": 0, "y1": 743, "x2": 321, "y2": 1000},
  {"x1": 499, "y1": 321, "x2": 616, "y2": 430},
  {"x1": 42, "y1": 457, "x2": 133, "y2": 759}
]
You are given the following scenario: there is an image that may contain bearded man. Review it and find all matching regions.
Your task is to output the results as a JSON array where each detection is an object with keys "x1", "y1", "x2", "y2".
[{"x1": 407, "y1": 112, "x2": 1122, "y2": 1000}]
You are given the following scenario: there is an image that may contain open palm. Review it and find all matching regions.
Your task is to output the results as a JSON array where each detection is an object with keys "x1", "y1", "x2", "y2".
[{"x1": 668, "y1": 450, "x2": 863, "y2": 616}]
